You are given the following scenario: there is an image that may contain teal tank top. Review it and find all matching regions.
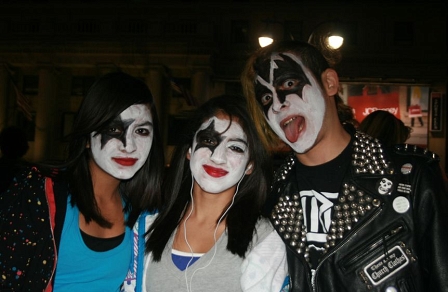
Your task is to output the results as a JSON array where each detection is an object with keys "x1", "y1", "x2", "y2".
[{"x1": 53, "y1": 197, "x2": 132, "y2": 291}]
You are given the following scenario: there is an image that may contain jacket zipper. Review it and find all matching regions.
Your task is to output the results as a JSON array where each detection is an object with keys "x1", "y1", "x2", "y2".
[
  {"x1": 311, "y1": 206, "x2": 384, "y2": 292},
  {"x1": 341, "y1": 224, "x2": 405, "y2": 271}
]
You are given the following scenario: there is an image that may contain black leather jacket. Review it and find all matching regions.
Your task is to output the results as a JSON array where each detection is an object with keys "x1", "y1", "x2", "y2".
[{"x1": 269, "y1": 131, "x2": 448, "y2": 292}]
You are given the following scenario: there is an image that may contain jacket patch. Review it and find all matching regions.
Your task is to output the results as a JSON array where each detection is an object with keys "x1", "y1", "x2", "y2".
[
  {"x1": 397, "y1": 183, "x2": 411, "y2": 194},
  {"x1": 392, "y1": 196, "x2": 410, "y2": 214},
  {"x1": 377, "y1": 178, "x2": 393, "y2": 195},
  {"x1": 363, "y1": 246, "x2": 409, "y2": 286},
  {"x1": 400, "y1": 163, "x2": 413, "y2": 175}
]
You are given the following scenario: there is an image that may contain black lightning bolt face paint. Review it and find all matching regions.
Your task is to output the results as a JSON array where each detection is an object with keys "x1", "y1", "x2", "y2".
[
  {"x1": 90, "y1": 104, "x2": 154, "y2": 180},
  {"x1": 189, "y1": 116, "x2": 250, "y2": 194},
  {"x1": 254, "y1": 52, "x2": 327, "y2": 154},
  {"x1": 255, "y1": 53, "x2": 311, "y2": 117}
]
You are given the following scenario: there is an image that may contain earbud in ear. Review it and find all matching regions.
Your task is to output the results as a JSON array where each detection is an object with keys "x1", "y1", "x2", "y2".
[
  {"x1": 245, "y1": 164, "x2": 253, "y2": 173},
  {"x1": 188, "y1": 147, "x2": 191, "y2": 154}
]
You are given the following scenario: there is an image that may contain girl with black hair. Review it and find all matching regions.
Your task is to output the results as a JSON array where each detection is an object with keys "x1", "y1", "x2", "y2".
[
  {"x1": 0, "y1": 72, "x2": 164, "y2": 291},
  {"x1": 122, "y1": 95, "x2": 288, "y2": 292}
]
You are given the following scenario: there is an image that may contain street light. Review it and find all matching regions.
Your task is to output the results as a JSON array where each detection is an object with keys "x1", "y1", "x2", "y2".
[
  {"x1": 258, "y1": 19, "x2": 282, "y2": 47},
  {"x1": 258, "y1": 36, "x2": 274, "y2": 48},
  {"x1": 307, "y1": 20, "x2": 345, "y2": 66},
  {"x1": 308, "y1": 21, "x2": 345, "y2": 50},
  {"x1": 258, "y1": 19, "x2": 345, "y2": 50},
  {"x1": 327, "y1": 35, "x2": 344, "y2": 49}
]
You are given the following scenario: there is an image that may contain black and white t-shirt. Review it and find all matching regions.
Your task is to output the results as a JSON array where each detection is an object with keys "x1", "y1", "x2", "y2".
[{"x1": 294, "y1": 142, "x2": 352, "y2": 268}]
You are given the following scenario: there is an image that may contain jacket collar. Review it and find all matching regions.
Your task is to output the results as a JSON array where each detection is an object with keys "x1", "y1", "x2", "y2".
[{"x1": 270, "y1": 131, "x2": 395, "y2": 260}]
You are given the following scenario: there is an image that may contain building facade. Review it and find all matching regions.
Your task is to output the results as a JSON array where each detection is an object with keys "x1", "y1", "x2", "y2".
[{"x1": 0, "y1": 0, "x2": 446, "y2": 171}]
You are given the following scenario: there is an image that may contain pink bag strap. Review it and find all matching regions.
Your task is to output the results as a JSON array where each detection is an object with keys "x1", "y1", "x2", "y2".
[
  {"x1": 45, "y1": 177, "x2": 56, "y2": 230},
  {"x1": 44, "y1": 177, "x2": 56, "y2": 292}
]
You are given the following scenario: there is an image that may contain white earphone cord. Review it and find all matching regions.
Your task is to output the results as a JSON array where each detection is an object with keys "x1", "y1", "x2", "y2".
[{"x1": 183, "y1": 172, "x2": 245, "y2": 292}]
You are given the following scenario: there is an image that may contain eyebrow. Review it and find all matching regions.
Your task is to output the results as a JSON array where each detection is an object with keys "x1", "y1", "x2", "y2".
[
  {"x1": 228, "y1": 138, "x2": 248, "y2": 146},
  {"x1": 135, "y1": 121, "x2": 153, "y2": 127}
]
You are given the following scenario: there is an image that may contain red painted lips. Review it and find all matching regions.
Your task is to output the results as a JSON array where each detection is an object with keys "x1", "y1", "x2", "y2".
[
  {"x1": 112, "y1": 157, "x2": 138, "y2": 166},
  {"x1": 203, "y1": 165, "x2": 228, "y2": 178}
]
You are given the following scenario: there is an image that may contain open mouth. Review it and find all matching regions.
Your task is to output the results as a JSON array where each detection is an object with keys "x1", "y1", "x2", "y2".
[
  {"x1": 203, "y1": 165, "x2": 228, "y2": 178},
  {"x1": 281, "y1": 115, "x2": 305, "y2": 143},
  {"x1": 112, "y1": 157, "x2": 138, "y2": 166}
]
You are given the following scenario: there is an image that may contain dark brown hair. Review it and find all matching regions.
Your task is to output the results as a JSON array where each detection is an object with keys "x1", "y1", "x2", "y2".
[{"x1": 359, "y1": 110, "x2": 411, "y2": 147}]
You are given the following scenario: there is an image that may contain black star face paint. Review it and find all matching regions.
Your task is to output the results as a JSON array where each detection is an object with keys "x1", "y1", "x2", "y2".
[
  {"x1": 90, "y1": 104, "x2": 154, "y2": 180},
  {"x1": 189, "y1": 116, "x2": 250, "y2": 194}
]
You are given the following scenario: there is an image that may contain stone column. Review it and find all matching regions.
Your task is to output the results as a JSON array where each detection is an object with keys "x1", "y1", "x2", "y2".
[
  {"x1": 191, "y1": 68, "x2": 211, "y2": 106},
  {"x1": 145, "y1": 65, "x2": 164, "y2": 116},
  {"x1": 145, "y1": 65, "x2": 168, "y2": 157},
  {"x1": 33, "y1": 66, "x2": 57, "y2": 162}
]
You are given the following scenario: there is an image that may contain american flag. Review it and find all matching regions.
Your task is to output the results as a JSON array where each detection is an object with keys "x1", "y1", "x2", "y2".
[
  {"x1": 169, "y1": 78, "x2": 197, "y2": 106},
  {"x1": 11, "y1": 79, "x2": 34, "y2": 121}
]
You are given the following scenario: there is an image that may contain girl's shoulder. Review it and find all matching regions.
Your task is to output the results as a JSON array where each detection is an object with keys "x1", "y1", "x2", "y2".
[
  {"x1": 252, "y1": 217, "x2": 275, "y2": 245},
  {"x1": 133, "y1": 211, "x2": 159, "y2": 233}
]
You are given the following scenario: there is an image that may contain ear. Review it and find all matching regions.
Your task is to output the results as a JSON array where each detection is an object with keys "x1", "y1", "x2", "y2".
[
  {"x1": 245, "y1": 163, "x2": 254, "y2": 175},
  {"x1": 186, "y1": 147, "x2": 191, "y2": 160},
  {"x1": 321, "y1": 68, "x2": 339, "y2": 96}
]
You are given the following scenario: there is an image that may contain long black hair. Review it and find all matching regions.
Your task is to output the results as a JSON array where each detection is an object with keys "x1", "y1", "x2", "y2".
[
  {"x1": 146, "y1": 94, "x2": 272, "y2": 259},
  {"x1": 62, "y1": 72, "x2": 164, "y2": 228}
]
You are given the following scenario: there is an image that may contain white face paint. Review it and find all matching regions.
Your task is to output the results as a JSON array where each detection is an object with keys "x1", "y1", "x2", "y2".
[
  {"x1": 90, "y1": 104, "x2": 153, "y2": 180},
  {"x1": 255, "y1": 52, "x2": 326, "y2": 153},
  {"x1": 189, "y1": 116, "x2": 250, "y2": 194}
]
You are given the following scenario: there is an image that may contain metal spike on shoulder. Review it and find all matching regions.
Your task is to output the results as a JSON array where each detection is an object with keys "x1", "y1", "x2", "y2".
[{"x1": 394, "y1": 143, "x2": 440, "y2": 162}]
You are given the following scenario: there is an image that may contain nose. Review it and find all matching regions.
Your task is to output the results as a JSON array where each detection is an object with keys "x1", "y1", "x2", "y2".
[
  {"x1": 271, "y1": 92, "x2": 289, "y2": 113},
  {"x1": 120, "y1": 132, "x2": 137, "y2": 153},
  {"x1": 210, "y1": 143, "x2": 226, "y2": 164}
]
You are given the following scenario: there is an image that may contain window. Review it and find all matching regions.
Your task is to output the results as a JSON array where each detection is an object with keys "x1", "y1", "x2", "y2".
[
  {"x1": 127, "y1": 20, "x2": 149, "y2": 34},
  {"x1": 77, "y1": 20, "x2": 99, "y2": 34}
]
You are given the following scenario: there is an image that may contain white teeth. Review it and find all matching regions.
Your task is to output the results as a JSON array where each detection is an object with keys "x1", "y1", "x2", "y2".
[
  {"x1": 299, "y1": 123, "x2": 303, "y2": 131},
  {"x1": 283, "y1": 117, "x2": 296, "y2": 127}
]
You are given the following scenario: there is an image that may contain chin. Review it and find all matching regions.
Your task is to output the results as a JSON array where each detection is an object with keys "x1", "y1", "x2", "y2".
[{"x1": 112, "y1": 172, "x2": 136, "y2": 180}]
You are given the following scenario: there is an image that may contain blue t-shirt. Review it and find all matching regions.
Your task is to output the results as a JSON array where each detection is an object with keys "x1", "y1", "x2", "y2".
[{"x1": 53, "y1": 198, "x2": 132, "y2": 291}]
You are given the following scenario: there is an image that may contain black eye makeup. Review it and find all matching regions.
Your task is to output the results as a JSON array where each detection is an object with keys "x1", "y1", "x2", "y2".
[
  {"x1": 194, "y1": 120, "x2": 222, "y2": 154},
  {"x1": 99, "y1": 118, "x2": 134, "y2": 149}
]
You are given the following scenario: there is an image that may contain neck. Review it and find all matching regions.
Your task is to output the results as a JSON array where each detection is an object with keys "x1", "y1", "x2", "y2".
[
  {"x1": 186, "y1": 182, "x2": 236, "y2": 223},
  {"x1": 89, "y1": 160, "x2": 121, "y2": 201},
  {"x1": 296, "y1": 122, "x2": 351, "y2": 166}
]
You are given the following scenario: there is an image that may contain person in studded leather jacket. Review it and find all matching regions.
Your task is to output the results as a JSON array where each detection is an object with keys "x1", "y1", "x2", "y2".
[{"x1": 241, "y1": 40, "x2": 448, "y2": 292}]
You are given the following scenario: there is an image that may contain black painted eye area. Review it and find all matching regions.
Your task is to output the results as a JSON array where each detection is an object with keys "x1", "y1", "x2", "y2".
[
  {"x1": 280, "y1": 79, "x2": 299, "y2": 91},
  {"x1": 260, "y1": 92, "x2": 273, "y2": 106},
  {"x1": 200, "y1": 136, "x2": 218, "y2": 147},
  {"x1": 105, "y1": 126, "x2": 123, "y2": 137}
]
